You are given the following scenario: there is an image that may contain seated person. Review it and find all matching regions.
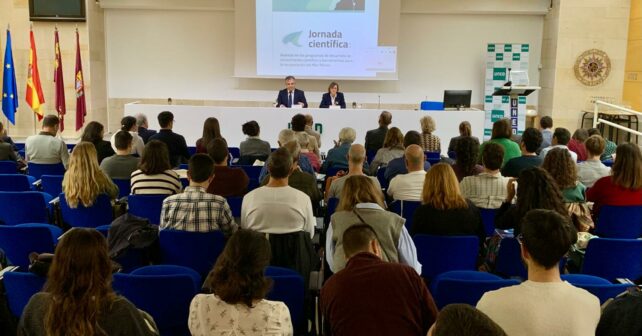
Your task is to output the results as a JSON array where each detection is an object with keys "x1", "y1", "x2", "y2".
[
  {"x1": 160, "y1": 154, "x2": 236, "y2": 236},
  {"x1": 588, "y1": 128, "x2": 616, "y2": 161},
  {"x1": 479, "y1": 119, "x2": 521, "y2": 167},
  {"x1": 428, "y1": 304, "x2": 507, "y2": 336},
  {"x1": 80, "y1": 121, "x2": 114, "y2": 164},
  {"x1": 542, "y1": 148, "x2": 586, "y2": 203},
  {"x1": 539, "y1": 127, "x2": 578, "y2": 162},
  {"x1": 297, "y1": 133, "x2": 320, "y2": 172},
  {"x1": 368, "y1": 127, "x2": 404, "y2": 175},
  {"x1": 365, "y1": 111, "x2": 392, "y2": 152},
  {"x1": 190, "y1": 230, "x2": 293, "y2": 335},
  {"x1": 239, "y1": 120, "x2": 271, "y2": 159},
  {"x1": 304, "y1": 114, "x2": 322, "y2": 147},
  {"x1": 460, "y1": 143, "x2": 510, "y2": 209},
  {"x1": 257, "y1": 129, "x2": 315, "y2": 182},
  {"x1": 195, "y1": 117, "x2": 226, "y2": 154},
  {"x1": 0, "y1": 137, "x2": 18, "y2": 162},
  {"x1": 385, "y1": 131, "x2": 431, "y2": 182},
  {"x1": 206, "y1": 138, "x2": 249, "y2": 197},
  {"x1": 25, "y1": 114, "x2": 70, "y2": 168},
  {"x1": 321, "y1": 127, "x2": 356, "y2": 173},
  {"x1": 109, "y1": 116, "x2": 145, "y2": 156},
  {"x1": 420, "y1": 115, "x2": 441, "y2": 153},
  {"x1": 100, "y1": 131, "x2": 140, "y2": 180},
  {"x1": 387, "y1": 145, "x2": 426, "y2": 201},
  {"x1": 447, "y1": 121, "x2": 479, "y2": 157},
  {"x1": 327, "y1": 175, "x2": 421, "y2": 274},
  {"x1": 291, "y1": 113, "x2": 320, "y2": 158},
  {"x1": 130, "y1": 140, "x2": 182, "y2": 195},
  {"x1": 136, "y1": 113, "x2": 157, "y2": 143},
  {"x1": 241, "y1": 147, "x2": 316, "y2": 238},
  {"x1": 577, "y1": 135, "x2": 611, "y2": 188},
  {"x1": 539, "y1": 116, "x2": 554, "y2": 151},
  {"x1": 568, "y1": 129, "x2": 588, "y2": 161},
  {"x1": 276, "y1": 75, "x2": 307, "y2": 108},
  {"x1": 451, "y1": 136, "x2": 483, "y2": 182},
  {"x1": 148, "y1": 111, "x2": 190, "y2": 168},
  {"x1": 477, "y1": 210, "x2": 600, "y2": 336},
  {"x1": 326, "y1": 144, "x2": 381, "y2": 201},
  {"x1": 501, "y1": 127, "x2": 543, "y2": 178},
  {"x1": 321, "y1": 225, "x2": 438, "y2": 336},
  {"x1": 62, "y1": 142, "x2": 119, "y2": 208},
  {"x1": 319, "y1": 82, "x2": 346, "y2": 108}
]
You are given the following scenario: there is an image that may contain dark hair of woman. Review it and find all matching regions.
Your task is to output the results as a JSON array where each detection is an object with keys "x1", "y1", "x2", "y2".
[
  {"x1": 80, "y1": 121, "x2": 105, "y2": 144},
  {"x1": 203, "y1": 230, "x2": 272, "y2": 307},
  {"x1": 612, "y1": 143, "x2": 642, "y2": 189},
  {"x1": 491, "y1": 118, "x2": 512, "y2": 139},
  {"x1": 242, "y1": 120, "x2": 260, "y2": 137},
  {"x1": 201, "y1": 117, "x2": 223, "y2": 147},
  {"x1": 327, "y1": 81, "x2": 339, "y2": 93},
  {"x1": 515, "y1": 167, "x2": 568, "y2": 220},
  {"x1": 541, "y1": 147, "x2": 577, "y2": 189},
  {"x1": 459, "y1": 121, "x2": 472, "y2": 137},
  {"x1": 120, "y1": 116, "x2": 137, "y2": 132},
  {"x1": 138, "y1": 140, "x2": 171, "y2": 175},
  {"x1": 44, "y1": 228, "x2": 116, "y2": 336},
  {"x1": 454, "y1": 136, "x2": 479, "y2": 176}
]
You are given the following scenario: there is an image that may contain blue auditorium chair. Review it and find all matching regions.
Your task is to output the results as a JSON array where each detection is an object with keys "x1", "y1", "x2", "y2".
[
  {"x1": 159, "y1": 230, "x2": 226, "y2": 277},
  {"x1": 561, "y1": 274, "x2": 632, "y2": 304},
  {"x1": 594, "y1": 205, "x2": 642, "y2": 239},
  {"x1": 4, "y1": 271, "x2": 46, "y2": 317},
  {"x1": 431, "y1": 270, "x2": 520, "y2": 309},
  {"x1": 413, "y1": 235, "x2": 479, "y2": 281},
  {"x1": 128, "y1": 194, "x2": 168, "y2": 225},
  {"x1": 495, "y1": 237, "x2": 527, "y2": 279},
  {"x1": 27, "y1": 162, "x2": 65, "y2": 180},
  {"x1": 265, "y1": 266, "x2": 306, "y2": 334},
  {"x1": 0, "y1": 224, "x2": 61, "y2": 269},
  {"x1": 0, "y1": 174, "x2": 35, "y2": 191},
  {"x1": 131, "y1": 265, "x2": 202, "y2": 292},
  {"x1": 479, "y1": 208, "x2": 498, "y2": 237},
  {"x1": 0, "y1": 160, "x2": 18, "y2": 174},
  {"x1": 389, "y1": 200, "x2": 421, "y2": 232},
  {"x1": 0, "y1": 191, "x2": 53, "y2": 225},
  {"x1": 581, "y1": 238, "x2": 642, "y2": 282},
  {"x1": 112, "y1": 178, "x2": 132, "y2": 198},
  {"x1": 226, "y1": 196, "x2": 243, "y2": 218},
  {"x1": 40, "y1": 174, "x2": 64, "y2": 198},
  {"x1": 59, "y1": 193, "x2": 113, "y2": 228}
]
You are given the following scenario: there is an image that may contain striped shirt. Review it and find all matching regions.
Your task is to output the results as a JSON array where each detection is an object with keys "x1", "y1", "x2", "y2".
[
  {"x1": 460, "y1": 172, "x2": 510, "y2": 209},
  {"x1": 160, "y1": 186, "x2": 236, "y2": 235},
  {"x1": 130, "y1": 169, "x2": 182, "y2": 195}
]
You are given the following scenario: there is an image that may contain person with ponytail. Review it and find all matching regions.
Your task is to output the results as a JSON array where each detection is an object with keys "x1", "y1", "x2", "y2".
[{"x1": 110, "y1": 116, "x2": 145, "y2": 156}]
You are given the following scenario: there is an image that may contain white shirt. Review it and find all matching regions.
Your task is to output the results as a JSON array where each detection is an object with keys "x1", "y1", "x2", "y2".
[
  {"x1": 460, "y1": 171, "x2": 510, "y2": 209},
  {"x1": 539, "y1": 145, "x2": 578, "y2": 162},
  {"x1": 477, "y1": 280, "x2": 600, "y2": 336},
  {"x1": 387, "y1": 170, "x2": 426, "y2": 201},
  {"x1": 577, "y1": 160, "x2": 611, "y2": 188},
  {"x1": 110, "y1": 131, "x2": 145, "y2": 156},
  {"x1": 241, "y1": 185, "x2": 316, "y2": 238}
]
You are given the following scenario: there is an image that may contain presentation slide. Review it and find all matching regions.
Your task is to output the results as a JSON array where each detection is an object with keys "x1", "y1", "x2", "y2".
[{"x1": 255, "y1": 0, "x2": 397, "y2": 78}]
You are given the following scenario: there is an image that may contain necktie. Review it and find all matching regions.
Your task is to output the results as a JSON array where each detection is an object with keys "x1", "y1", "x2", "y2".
[{"x1": 288, "y1": 92, "x2": 293, "y2": 108}]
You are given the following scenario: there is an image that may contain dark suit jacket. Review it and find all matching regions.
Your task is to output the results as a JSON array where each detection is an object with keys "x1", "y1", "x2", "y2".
[
  {"x1": 319, "y1": 92, "x2": 346, "y2": 109},
  {"x1": 148, "y1": 129, "x2": 190, "y2": 168},
  {"x1": 364, "y1": 126, "x2": 388, "y2": 152},
  {"x1": 276, "y1": 89, "x2": 308, "y2": 108},
  {"x1": 137, "y1": 127, "x2": 157, "y2": 144}
]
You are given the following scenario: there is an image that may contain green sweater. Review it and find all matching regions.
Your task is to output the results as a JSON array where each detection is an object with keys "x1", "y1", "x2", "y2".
[{"x1": 479, "y1": 138, "x2": 522, "y2": 168}]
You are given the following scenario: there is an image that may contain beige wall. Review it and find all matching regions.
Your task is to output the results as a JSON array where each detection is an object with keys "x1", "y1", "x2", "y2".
[{"x1": 624, "y1": 0, "x2": 642, "y2": 111}]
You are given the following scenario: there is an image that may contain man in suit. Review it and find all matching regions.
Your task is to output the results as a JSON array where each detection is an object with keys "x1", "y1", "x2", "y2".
[
  {"x1": 364, "y1": 111, "x2": 392, "y2": 152},
  {"x1": 136, "y1": 113, "x2": 157, "y2": 143},
  {"x1": 319, "y1": 82, "x2": 346, "y2": 108},
  {"x1": 276, "y1": 76, "x2": 308, "y2": 108}
]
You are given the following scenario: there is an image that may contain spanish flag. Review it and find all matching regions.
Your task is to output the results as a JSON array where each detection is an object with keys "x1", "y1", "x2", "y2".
[{"x1": 26, "y1": 29, "x2": 45, "y2": 120}]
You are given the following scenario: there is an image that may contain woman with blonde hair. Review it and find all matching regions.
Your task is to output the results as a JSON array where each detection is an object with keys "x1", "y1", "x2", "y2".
[
  {"x1": 411, "y1": 163, "x2": 485, "y2": 242},
  {"x1": 19, "y1": 228, "x2": 158, "y2": 335},
  {"x1": 420, "y1": 115, "x2": 441, "y2": 152},
  {"x1": 62, "y1": 142, "x2": 119, "y2": 208},
  {"x1": 369, "y1": 127, "x2": 405, "y2": 175},
  {"x1": 326, "y1": 175, "x2": 421, "y2": 273}
]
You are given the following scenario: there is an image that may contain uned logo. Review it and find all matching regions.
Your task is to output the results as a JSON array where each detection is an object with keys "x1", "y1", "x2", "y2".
[{"x1": 493, "y1": 68, "x2": 507, "y2": 80}]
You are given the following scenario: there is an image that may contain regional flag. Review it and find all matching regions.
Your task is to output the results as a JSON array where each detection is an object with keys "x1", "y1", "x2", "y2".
[
  {"x1": 74, "y1": 29, "x2": 86, "y2": 131},
  {"x1": 26, "y1": 29, "x2": 45, "y2": 120},
  {"x1": 2, "y1": 29, "x2": 18, "y2": 124},
  {"x1": 54, "y1": 29, "x2": 66, "y2": 131}
]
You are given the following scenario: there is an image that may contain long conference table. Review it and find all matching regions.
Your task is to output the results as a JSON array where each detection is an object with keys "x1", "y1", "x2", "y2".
[{"x1": 124, "y1": 103, "x2": 485, "y2": 155}]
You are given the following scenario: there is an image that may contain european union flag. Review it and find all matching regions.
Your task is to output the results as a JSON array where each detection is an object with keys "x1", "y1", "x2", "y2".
[{"x1": 2, "y1": 30, "x2": 18, "y2": 124}]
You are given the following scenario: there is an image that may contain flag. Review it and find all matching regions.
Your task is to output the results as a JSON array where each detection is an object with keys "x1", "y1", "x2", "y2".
[
  {"x1": 2, "y1": 29, "x2": 18, "y2": 124},
  {"x1": 74, "y1": 29, "x2": 86, "y2": 131},
  {"x1": 54, "y1": 28, "x2": 66, "y2": 131},
  {"x1": 26, "y1": 29, "x2": 45, "y2": 120}
]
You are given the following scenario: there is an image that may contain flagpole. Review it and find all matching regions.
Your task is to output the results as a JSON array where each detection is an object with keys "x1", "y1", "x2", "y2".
[{"x1": 4, "y1": 25, "x2": 8, "y2": 134}]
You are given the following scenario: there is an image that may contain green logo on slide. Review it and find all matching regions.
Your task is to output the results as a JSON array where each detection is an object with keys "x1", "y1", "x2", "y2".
[
  {"x1": 488, "y1": 44, "x2": 495, "y2": 52},
  {"x1": 496, "y1": 53, "x2": 503, "y2": 61},
  {"x1": 283, "y1": 31, "x2": 303, "y2": 47},
  {"x1": 493, "y1": 68, "x2": 507, "y2": 81},
  {"x1": 512, "y1": 53, "x2": 521, "y2": 61},
  {"x1": 521, "y1": 44, "x2": 529, "y2": 52}
]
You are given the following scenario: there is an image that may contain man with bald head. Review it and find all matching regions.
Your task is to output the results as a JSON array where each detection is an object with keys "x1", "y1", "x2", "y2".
[
  {"x1": 327, "y1": 144, "x2": 382, "y2": 200},
  {"x1": 365, "y1": 111, "x2": 392, "y2": 152},
  {"x1": 385, "y1": 131, "x2": 432, "y2": 182},
  {"x1": 387, "y1": 144, "x2": 427, "y2": 201}
]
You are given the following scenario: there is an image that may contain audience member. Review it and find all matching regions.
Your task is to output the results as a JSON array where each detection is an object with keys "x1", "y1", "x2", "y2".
[
  {"x1": 479, "y1": 118, "x2": 521, "y2": 167},
  {"x1": 206, "y1": 138, "x2": 249, "y2": 197},
  {"x1": 149, "y1": 111, "x2": 190, "y2": 168},
  {"x1": 451, "y1": 136, "x2": 482, "y2": 182},
  {"x1": 588, "y1": 128, "x2": 616, "y2": 161},
  {"x1": 326, "y1": 144, "x2": 381, "y2": 201},
  {"x1": 62, "y1": 142, "x2": 119, "y2": 208},
  {"x1": 195, "y1": 117, "x2": 226, "y2": 154},
  {"x1": 160, "y1": 154, "x2": 236, "y2": 235},
  {"x1": 239, "y1": 120, "x2": 271, "y2": 158},
  {"x1": 130, "y1": 140, "x2": 182, "y2": 195},
  {"x1": 568, "y1": 128, "x2": 588, "y2": 161},
  {"x1": 364, "y1": 111, "x2": 392, "y2": 152},
  {"x1": 501, "y1": 127, "x2": 543, "y2": 178},
  {"x1": 0, "y1": 120, "x2": 17, "y2": 150},
  {"x1": 25, "y1": 114, "x2": 70, "y2": 168},
  {"x1": 478, "y1": 210, "x2": 600, "y2": 336},
  {"x1": 109, "y1": 116, "x2": 145, "y2": 156},
  {"x1": 291, "y1": 113, "x2": 320, "y2": 157},
  {"x1": 428, "y1": 304, "x2": 506, "y2": 336},
  {"x1": 319, "y1": 81, "x2": 346, "y2": 108},
  {"x1": 136, "y1": 113, "x2": 157, "y2": 143},
  {"x1": 587, "y1": 143, "x2": 642, "y2": 216},
  {"x1": 542, "y1": 148, "x2": 586, "y2": 203},
  {"x1": 81, "y1": 121, "x2": 114, "y2": 164},
  {"x1": 411, "y1": 163, "x2": 485, "y2": 243},
  {"x1": 460, "y1": 143, "x2": 510, "y2": 209},
  {"x1": 19, "y1": 228, "x2": 158, "y2": 335},
  {"x1": 276, "y1": 75, "x2": 307, "y2": 108},
  {"x1": 368, "y1": 127, "x2": 404, "y2": 175},
  {"x1": 539, "y1": 116, "x2": 554, "y2": 151},
  {"x1": 447, "y1": 121, "x2": 479, "y2": 157},
  {"x1": 191, "y1": 230, "x2": 292, "y2": 335},
  {"x1": 296, "y1": 132, "x2": 320, "y2": 172},
  {"x1": 420, "y1": 115, "x2": 441, "y2": 153},
  {"x1": 321, "y1": 127, "x2": 356, "y2": 173},
  {"x1": 384, "y1": 131, "x2": 431, "y2": 182},
  {"x1": 257, "y1": 128, "x2": 315, "y2": 182},
  {"x1": 241, "y1": 147, "x2": 315, "y2": 238},
  {"x1": 539, "y1": 127, "x2": 578, "y2": 162},
  {"x1": 321, "y1": 224, "x2": 438, "y2": 336},
  {"x1": 261, "y1": 141, "x2": 321, "y2": 204},
  {"x1": 387, "y1": 144, "x2": 426, "y2": 201},
  {"x1": 327, "y1": 175, "x2": 421, "y2": 273},
  {"x1": 100, "y1": 131, "x2": 140, "y2": 180},
  {"x1": 577, "y1": 135, "x2": 611, "y2": 187},
  {"x1": 304, "y1": 114, "x2": 322, "y2": 147},
  {"x1": 0, "y1": 136, "x2": 17, "y2": 162},
  {"x1": 495, "y1": 168, "x2": 568, "y2": 235}
]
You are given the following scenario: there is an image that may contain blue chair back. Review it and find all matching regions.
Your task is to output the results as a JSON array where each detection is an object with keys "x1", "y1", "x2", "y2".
[
  {"x1": 0, "y1": 191, "x2": 52, "y2": 225},
  {"x1": 128, "y1": 194, "x2": 168, "y2": 225},
  {"x1": 0, "y1": 174, "x2": 33, "y2": 191},
  {"x1": 376, "y1": 167, "x2": 389, "y2": 190},
  {"x1": 479, "y1": 208, "x2": 498, "y2": 237},
  {"x1": 226, "y1": 196, "x2": 243, "y2": 218},
  {"x1": 0, "y1": 225, "x2": 57, "y2": 269},
  {"x1": 582, "y1": 238, "x2": 642, "y2": 281},
  {"x1": 113, "y1": 272, "x2": 197, "y2": 335},
  {"x1": 239, "y1": 165, "x2": 263, "y2": 190},
  {"x1": 59, "y1": 193, "x2": 113, "y2": 228},
  {"x1": 602, "y1": 159, "x2": 614, "y2": 167},
  {"x1": 0, "y1": 161, "x2": 18, "y2": 174},
  {"x1": 389, "y1": 200, "x2": 421, "y2": 231},
  {"x1": 159, "y1": 230, "x2": 226, "y2": 277},
  {"x1": 187, "y1": 146, "x2": 197, "y2": 157},
  {"x1": 595, "y1": 205, "x2": 642, "y2": 238},
  {"x1": 366, "y1": 150, "x2": 377, "y2": 164},
  {"x1": 561, "y1": 274, "x2": 632, "y2": 304},
  {"x1": 265, "y1": 266, "x2": 306, "y2": 333},
  {"x1": 413, "y1": 235, "x2": 479, "y2": 281},
  {"x1": 4, "y1": 272, "x2": 46, "y2": 317},
  {"x1": 228, "y1": 147, "x2": 240, "y2": 159},
  {"x1": 420, "y1": 101, "x2": 445, "y2": 110},
  {"x1": 431, "y1": 271, "x2": 519, "y2": 309},
  {"x1": 27, "y1": 162, "x2": 65, "y2": 180},
  {"x1": 112, "y1": 178, "x2": 132, "y2": 198},
  {"x1": 326, "y1": 166, "x2": 346, "y2": 178},
  {"x1": 131, "y1": 265, "x2": 202, "y2": 292},
  {"x1": 495, "y1": 237, "x2": 527, "y2": 279},
  {"x1": 40, "y1": 175, "x2": 64, "y2": 198},
  {"x1": 425, "y1": 151, "x2": 441, "y2": 165}
]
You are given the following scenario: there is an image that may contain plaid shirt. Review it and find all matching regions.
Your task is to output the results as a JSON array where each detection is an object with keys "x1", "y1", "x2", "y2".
[{"x1": 160, "y1": 186, "x2": 236, "y2": 235}]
